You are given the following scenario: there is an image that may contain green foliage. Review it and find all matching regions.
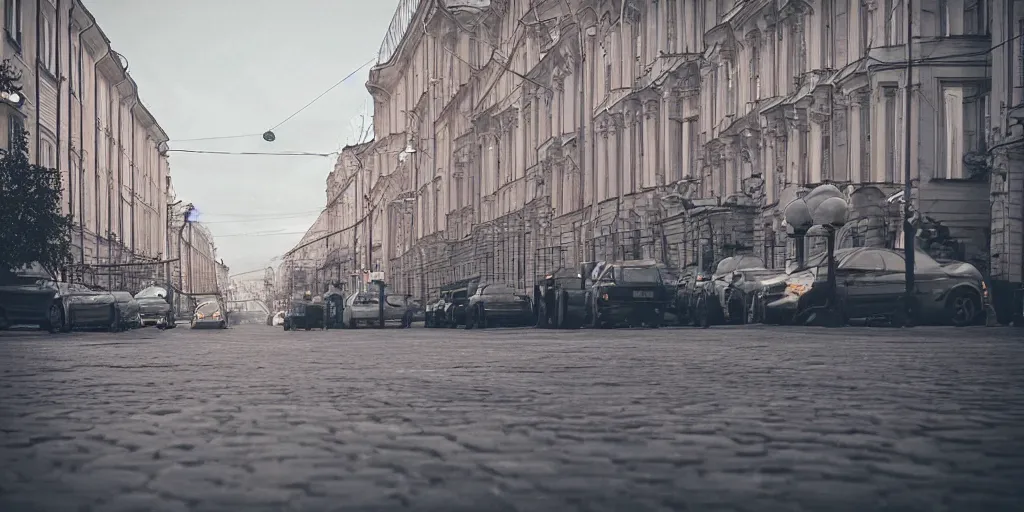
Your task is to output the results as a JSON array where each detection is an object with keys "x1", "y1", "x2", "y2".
[{"x1": 1, "y1": 59, "x2": 74, "y2": 274}]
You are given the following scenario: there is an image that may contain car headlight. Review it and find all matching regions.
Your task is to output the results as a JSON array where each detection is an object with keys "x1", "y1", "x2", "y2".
[{"x1": 785, "y1": 283, "x2": 809, "y2": 297}]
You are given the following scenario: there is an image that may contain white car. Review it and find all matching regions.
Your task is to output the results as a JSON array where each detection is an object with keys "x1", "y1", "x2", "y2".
[{"x1": 342, "y1": 291, "x2": 414, "y2": 328}]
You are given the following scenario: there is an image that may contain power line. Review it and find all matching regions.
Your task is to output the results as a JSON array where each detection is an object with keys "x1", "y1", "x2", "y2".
[
  {"x1": 166, "y1": 56, "x2": 375, "y2": 144},
  {"x1": 164, "y1": 148, "x2": 335, "y2": 155},
  {"x1": 168, "y1": 133, "x2": 264, "y2": 143},
  {"x1": 216, "y1": 230, "x2": 311, "y2": 238},
  {"x1": 200, "y1": 208, "x2": 325, "y2": 218},
  {"x1": 268, "y1": 57, "x2": 376, "y2": 133}
]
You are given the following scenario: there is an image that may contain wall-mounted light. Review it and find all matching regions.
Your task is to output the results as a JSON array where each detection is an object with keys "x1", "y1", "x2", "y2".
[{"x1": 1, "y1": 90, "x2": 24, "y2": 108}]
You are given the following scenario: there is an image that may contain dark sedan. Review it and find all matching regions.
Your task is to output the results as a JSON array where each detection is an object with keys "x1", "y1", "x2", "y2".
[
  {"x1": 764, "y1": 247, "x2": 987, "y2": 326},
  {"x1": 464, "y1": 284, "x2": 533, "y2": 329},
  {"x1": 585, "y1": 260, "x2": 669, "y2": 328}
]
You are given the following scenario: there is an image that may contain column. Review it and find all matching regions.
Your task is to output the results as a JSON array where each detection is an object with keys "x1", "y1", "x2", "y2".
[
  {"x1": 656, "y1": 0, "x2": 666, "y2": 54},
  {"x1": 849, "y1": 99, "x2": 863, "y2": 183},
  {"x1": 610, "y1": 114, "x2": 621, "y2": 198},
  {"x1": 810, "y1": 119, "x2": 823, "y2": 184},
  {"x1": 724, "y1": 145, "x2": 736, "y2": 196},
  {"x1": 623, "y1": 109, "x2": 636, "y2": 193},
  {"x1": 598, "y1": 118, "x2": 608, "y2": 201},
  {"x1": 681, "y1": 119, "x2": 692, "y2": 179},
  {"x1": 663, "y1": 90, "x2": 680, "y2": 183}
]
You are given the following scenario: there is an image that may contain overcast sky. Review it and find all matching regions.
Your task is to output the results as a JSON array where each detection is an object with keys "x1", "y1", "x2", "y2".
[{"x1": 85, "y1": 0, "x2": 397, "y2": 280}]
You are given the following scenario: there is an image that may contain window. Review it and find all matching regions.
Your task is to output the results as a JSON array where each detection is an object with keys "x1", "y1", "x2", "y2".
[
  {"x1": 725, "y1": 60, "x2": 736, "y2": 115},
  {"x1": 749, "y1": 38, "x2": 761, "y2": 102},
  {"x1": 883, "y1": 87, "x2": 898, "y2": 182},
  {"x1": 840, "y1": 251, "x2": 884, "y2": 270},
  {"x1": 41, "y1": 139, "x2": 55, "y2": 169},
  {"x1": 4, "y1": 0, "x2": 21, "y2": 48},
  {"x1": 7, "y1": 114, "x2": 23, "y2": 148},
  {"x1": 940, "y1": 0, "x2": 989, "y2": 36},
  {"x1": 41, "y1": 15, "x2": 55, "y2": 74},
  {"x1": 942, "y1": 84, "x2": 989, "y2": 179},
  {"x1": 821, "y1": 0, "x2": 833, "y2": 68},
  {"x1": 878, "y1": 251, "x2": 905, "y2": 272}
]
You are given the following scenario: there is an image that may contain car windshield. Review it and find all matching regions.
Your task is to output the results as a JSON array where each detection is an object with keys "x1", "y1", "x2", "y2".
[
  {"x1": 196, "y1": 302, "x2": 219, "y2": 315},
  {"x1": 353, "y1": 293, "x2": 378, "y2": 304},
  {"x1": 135, "y1": 286, "x2": 167, "y2": 299},
  {"x1": 614, "y1": 266, "x2": 662, "y2": 283},
  {"x1": 483, "y1": 285, "x2": 516, "y2": 296}
]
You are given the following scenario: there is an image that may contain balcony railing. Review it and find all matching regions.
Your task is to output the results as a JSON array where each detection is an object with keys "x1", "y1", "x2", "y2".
[{"x1": 377, "y1": 0, "x2": 421, "y2": 65}]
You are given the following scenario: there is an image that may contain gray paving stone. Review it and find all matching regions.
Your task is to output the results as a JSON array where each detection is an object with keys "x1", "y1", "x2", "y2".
[{"x1": 0, "y1": 324, "x2": 1022, "y2": 511}]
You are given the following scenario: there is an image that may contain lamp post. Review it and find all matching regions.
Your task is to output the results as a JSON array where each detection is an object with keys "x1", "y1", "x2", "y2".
[{"x1": 783, "y1": 185, "x2": 849, "y2": 327}]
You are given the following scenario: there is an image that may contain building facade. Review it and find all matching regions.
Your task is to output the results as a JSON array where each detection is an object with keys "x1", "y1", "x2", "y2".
[
  {"x1": 293, "y1": 0, "x2": 1019, "y2": 318},
  {"x1": 2, "y1": 0, "x2": 173, "y2": 289},
  {"x1": 990, "y1": 0, "x2": 1024, "y2": 320}
]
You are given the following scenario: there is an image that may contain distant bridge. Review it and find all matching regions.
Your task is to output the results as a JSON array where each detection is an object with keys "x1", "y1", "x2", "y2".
[{"x1": 225, "y1": 299, "x2": 271, "y2": 316}]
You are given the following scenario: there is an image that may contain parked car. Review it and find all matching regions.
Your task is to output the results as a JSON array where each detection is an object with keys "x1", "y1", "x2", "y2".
[
  {"x1": 533, "y1": 267, "x2": 589, "y2": 329},
  {"x1": 673, "y1": 266, "x2": 714, "y2": 326},
  {"x1": 64, "y1": 285, "x2": 121, "y2": 332},
  {"x1": 134, "y1": 285, "x2": 176, "y2": 329},
  {"x1": 0, "y1": 264, "x2": 67, "y2": 332},
  {"x1": 464, "y1": 283, "x2": 533, "y2": 329},
  {"x1": 282, "y1": 299, "x2": 325, "y2": 331},
  {"x1": 190, "y1": 300, "x2": 228, "y2": 329},
  {"x1": 763, "y1": 247, "x2": 987, "y2": 327},
  {"x1": 342, "y1": 290, "x2": 414, "y2": 328},
  {"x1": 111, "y1": 291, "x2": 142, "y2": 330},
  {"x1": 584, "y1": 259, "x2": 670, "y2": 328},
  {"x1": 693, "y1": 255, "x2": 783, "y2": 327}
]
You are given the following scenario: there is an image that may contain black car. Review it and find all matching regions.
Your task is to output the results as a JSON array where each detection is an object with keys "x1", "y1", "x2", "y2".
[
  {"x1": 464, "y1": 283, "x2": 533, "y2": 329},
  {"x1": 282, "y1": 299, "x2": 325, "y2": 331},
  {"x1": 584, "y1": 260, "x2": 669, "y2": 328},
  {"x1": 533, "y1": 267, "x2": 589, "y2": 329}
]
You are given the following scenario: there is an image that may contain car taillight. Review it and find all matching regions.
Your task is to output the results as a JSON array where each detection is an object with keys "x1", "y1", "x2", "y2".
[{"x1": 197, "y1": 313, "x2": 205, "y2": 319}]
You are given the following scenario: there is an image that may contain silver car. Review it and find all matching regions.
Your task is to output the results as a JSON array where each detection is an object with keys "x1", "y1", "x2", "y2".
[
  {"x1": 342, "y1": 290, "x2": 414, "y2": 328},
  {"x1": 111, "y1": 291, "x2": 142, "y2": 329},
  {"x1": 64, "y1": 284, "x2": 120, "y2": 331},
  {"x1": 134, "y1": 286, "x2": 176, "y2": 329},
  {"x1": 190, "y1": 300, "x2": 228, "y2": 329}
]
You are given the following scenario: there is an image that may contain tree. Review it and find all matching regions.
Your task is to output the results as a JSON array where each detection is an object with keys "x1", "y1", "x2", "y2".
[{"x1": 0, "y1": 59, "x2": 74, "y2": 274}]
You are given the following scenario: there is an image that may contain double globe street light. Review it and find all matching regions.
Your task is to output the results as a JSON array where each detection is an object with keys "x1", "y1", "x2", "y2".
[{"x1": 783, "y1": 184, "x2": 849, "y2": 327}]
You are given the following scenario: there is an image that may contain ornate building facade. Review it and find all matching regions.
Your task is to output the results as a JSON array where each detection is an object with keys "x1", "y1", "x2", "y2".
[
  {"x1": 3, "y1": 0, "x2": 173, "y2": 287},
  {"x1": 293, "y1": 0, "x2": 1014, "y2": 313}
]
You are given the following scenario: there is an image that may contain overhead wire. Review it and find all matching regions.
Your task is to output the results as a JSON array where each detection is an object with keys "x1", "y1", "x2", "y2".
[{"x1": 166, "y1": 56, "x2": 376, "y2": 144}]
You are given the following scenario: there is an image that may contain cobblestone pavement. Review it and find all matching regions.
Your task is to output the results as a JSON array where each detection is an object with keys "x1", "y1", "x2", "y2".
[{"x1": 1, "y1": 324, "x2": 1023, "y2": 512}]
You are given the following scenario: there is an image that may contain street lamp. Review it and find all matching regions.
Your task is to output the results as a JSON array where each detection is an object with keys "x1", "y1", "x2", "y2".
[{"x1": 783, "y1": 185, "x2": 849, "y2": 327}]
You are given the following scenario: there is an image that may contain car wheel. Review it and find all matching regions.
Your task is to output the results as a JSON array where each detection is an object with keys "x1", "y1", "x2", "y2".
[
  {"x1": 536, "y1": 300, "x2": 549, "y2": 328},
  {"x1": 0, "y1": 307, "x2": 9, "y2": 330},
  {"x1": 109, "y1": 307, "x2": 122, "y2": 333},
  {"x1": 44, "y1": 302, "x2": 65, "y2": 333},
  {"x1": 402, "y1": 310, "x2": 413, "y2": 328},
  {"x1": 695, "y1": 296, "x2": 711, "y2": 329},
  {"x1": 947, "y1": 288, "x2": 981, "y2": 327},
  {"x1": 477, "y1": 305, "x2": 487, "y2": 329},
  {"x1": 220, "y1": 321, "x2": 228, "y2": 329},
  {"x1": 464, "y1": 308, "x2": 475, "y2": 329},
  {"x1": 348, "y1": 318, "x2": 358, "y2": 329}
]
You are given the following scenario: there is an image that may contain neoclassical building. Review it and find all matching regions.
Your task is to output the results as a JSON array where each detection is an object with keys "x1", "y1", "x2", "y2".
[
  {"x1": 2, "y1": 0, "x2": 173, "y2": 288},
  {"x1": 295, "y1": 0, "x2": 1013, "y2": 312}
]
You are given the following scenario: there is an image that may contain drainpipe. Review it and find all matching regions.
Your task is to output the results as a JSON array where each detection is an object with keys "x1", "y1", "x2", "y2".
[
  {"x1": 54, "y1": 0, "x2": 61, "y2": 178},
  {"x1": 77, "y1": 5, "x2": 94, "y2": 269},
  {"x1": 33, "y1": 0, "x2": 40, "y2": 160},
  {"x1": 127, "y1": 95, "x2": 137, "y2": 255},
  {"x1": 93, "y1": 50, "x2": 108, "y2": 269},
  {"x1": 112, "y1": 60, "x2": 131, "y2": 289}
]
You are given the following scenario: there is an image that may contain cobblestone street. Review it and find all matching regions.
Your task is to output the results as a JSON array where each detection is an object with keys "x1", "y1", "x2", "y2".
[{"x1": 1, "y1": 324, "x2": 1023, "y2": 512}]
